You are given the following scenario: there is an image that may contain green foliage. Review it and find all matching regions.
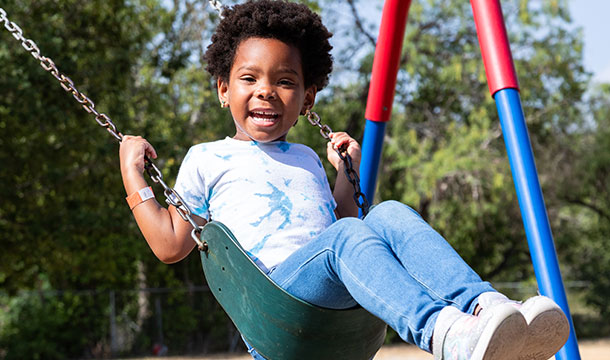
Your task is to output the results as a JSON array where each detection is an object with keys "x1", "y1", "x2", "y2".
[
  {"x1": 0, "y1": 0, "x2": 165, "y2": 292},
  {"x1": 553, "y1": 85, "x2": 610, "y2": 317},
  {"x1": 0, "y1": 0, "x2": 233, "y2": 356},
  {"x1": 0, "y1": 281, "x2": 107, "y2": 360},
  {"x1": 131, "y1": 286, "x2": 235, "y2": 355},
  {"x1": 372, "y1": 0, "x2": 590, "y2": 282}
]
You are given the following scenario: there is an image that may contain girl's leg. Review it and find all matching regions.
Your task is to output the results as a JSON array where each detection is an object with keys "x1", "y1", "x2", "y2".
[
  {"x1": 268, "y1": 204, "x2": 493, "y2": 352},
  {"x1": 357, "y1": 201, "x2": 568, "y2": 359},
  {"x1": 362, "y1": 200, "x2": 496, "y2": 314}
]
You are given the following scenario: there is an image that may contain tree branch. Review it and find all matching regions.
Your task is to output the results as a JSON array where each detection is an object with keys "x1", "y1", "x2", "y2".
[
  {"x1": 563, "y1": 197, "x2": 610, "y2": 222},
  {"x1": 346, "y1": 0, "x2": 377, "y2": 48},
  {"x1": 399, "y1": 20, "x2": 438, "y2": 67},
  {"x1": 485, "y1": 241, "x2": 520, "y2": 280}
]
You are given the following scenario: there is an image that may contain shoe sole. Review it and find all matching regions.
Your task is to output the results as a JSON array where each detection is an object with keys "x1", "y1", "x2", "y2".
[
  {"x1": 518, "y1": 306, "x2": 570, "y2": 360},
  {"x1": 471, "y1": 305, "x2": 528, "y2": 360}
]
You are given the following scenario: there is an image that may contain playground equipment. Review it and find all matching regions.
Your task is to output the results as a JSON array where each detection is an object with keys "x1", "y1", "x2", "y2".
[{"x1": 360, "y1": 1, "x2": 580, "y2": 359}]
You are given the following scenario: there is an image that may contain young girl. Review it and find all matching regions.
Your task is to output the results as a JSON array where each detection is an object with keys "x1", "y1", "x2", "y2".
[{"x1": 119, "y1": 1, "x2": 570, "y2": 359}]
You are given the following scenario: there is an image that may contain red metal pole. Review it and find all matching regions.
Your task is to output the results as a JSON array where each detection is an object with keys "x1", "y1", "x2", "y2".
[
  {"x1": 360, "y1": 0, "x2": 411, "y2": 205},
  {"x1": 471, "y1": 0, "x2": 519, "y2": 96},
  {"x1": 364, "y1": 0, "x2": 412, "y2": 122}
]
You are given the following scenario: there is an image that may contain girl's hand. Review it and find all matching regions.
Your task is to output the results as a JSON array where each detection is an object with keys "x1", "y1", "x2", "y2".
[
  {"x1": 119, "y1": 135, "x2": 158, "y2": 176},
  {"x1": 327, "y1": 132, "x2": 361, "y2": 171}
]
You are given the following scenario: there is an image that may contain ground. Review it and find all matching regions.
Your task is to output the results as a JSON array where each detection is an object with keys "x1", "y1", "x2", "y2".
[{"x1": 138, "y1": 338, "x2": 610, "y2": 360}]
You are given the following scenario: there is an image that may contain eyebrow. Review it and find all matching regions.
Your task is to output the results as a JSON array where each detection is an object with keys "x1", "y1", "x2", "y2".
[{"x1": 236, "y1": 65, "x2": 300, "y2": 76}]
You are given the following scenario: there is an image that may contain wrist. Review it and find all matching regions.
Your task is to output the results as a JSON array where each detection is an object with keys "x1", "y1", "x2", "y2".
[
  {"x1": 121, "y1": 169, "x2": 149, "y2": 195},
  {"x1": 121, "y1": 164, "x2": 145, "y2": 178},
  {"x1": 338, "y1": 160, "x2": 360, "y2": 175}
]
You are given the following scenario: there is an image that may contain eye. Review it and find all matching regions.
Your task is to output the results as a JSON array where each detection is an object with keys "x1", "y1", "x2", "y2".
[
  {"x1": 278, "y1": 79, "x2": 296, "y2": 86},
  {"x1": 240, "y1": 76, "x2": 256, "y2": 83}
]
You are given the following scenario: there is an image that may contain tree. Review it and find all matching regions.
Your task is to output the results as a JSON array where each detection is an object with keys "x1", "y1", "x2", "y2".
[
  {"x1": 552, "y1": 84, "x2": 610, "y2": 319},
  {"x1": 0, "y1": 0, "x2": 236, "y2": 357}
]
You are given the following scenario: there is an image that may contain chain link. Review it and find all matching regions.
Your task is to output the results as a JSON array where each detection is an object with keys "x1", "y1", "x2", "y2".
[
  {"x1": 0, "y1": 7, "x2": 207, "y2": 250},
  {"x1": 208, "y1": 0, "x2": 224, "y2": 17},
  {"x1": 306, "y1": 110, "x2": 333, "y2": 140},
  {"x1": 306, "y1": 111, "x2": 370, "y2": 217}
]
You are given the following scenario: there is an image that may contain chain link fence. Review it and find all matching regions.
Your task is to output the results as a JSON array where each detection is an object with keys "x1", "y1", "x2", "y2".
[
  {"x1": 0, "y1": 286, "x2": 243, "y2": 359},
  {"x1": 0, "y1": 281, "x2": 601, "y2": 359}
]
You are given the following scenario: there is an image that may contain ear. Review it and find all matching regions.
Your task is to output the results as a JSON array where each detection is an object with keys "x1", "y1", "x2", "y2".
[
  {"x1": 217, "y1": 77, "x2": 229, "y2": 105},
  {"x1": 300, "y1": 85, "x2": 318, "y2": 115}
]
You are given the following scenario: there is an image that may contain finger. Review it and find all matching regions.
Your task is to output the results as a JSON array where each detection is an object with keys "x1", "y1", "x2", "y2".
[
  {"x1": 327, "y1": 141, "x2": 341, "y2": 156},
  {"x1": 330, "y1": 131, "x2": 347, "y2": 140},
  {"x1": 332, "y1": 135, "x2": 350, "y2": 149},
  {"x1": 141, "y1": 140, "x2": 157, "y2": 159},
  {"x1": 148, "y1": 143, "x2": 158, "y2": 159},
  {"x1": 326, "y1": 143, "x2": 340, "y2": 168},
  {"x1": 334, "y1": 132, "x2": 351, "y2": 142},
  {"x1": 122, "y1": 135, "x2": 143, "y2": 144}
]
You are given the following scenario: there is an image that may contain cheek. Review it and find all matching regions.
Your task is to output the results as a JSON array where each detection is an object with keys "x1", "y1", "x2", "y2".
[
  {"x1": 227, "y1": 84, "x2": 249, "y2": 100},
  {"x1": 286, "y1": 92, "x2": 306, "y2": 110}
]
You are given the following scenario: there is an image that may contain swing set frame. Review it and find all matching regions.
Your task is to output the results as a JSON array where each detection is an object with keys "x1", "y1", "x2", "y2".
[{"x1": 362, "y1": 1, "x2": 580, "y2": 359}]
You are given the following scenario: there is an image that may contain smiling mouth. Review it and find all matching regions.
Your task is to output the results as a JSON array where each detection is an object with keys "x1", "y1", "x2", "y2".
[{"x1": 249, "y1": 110, "x2": 280, "y2": 126}]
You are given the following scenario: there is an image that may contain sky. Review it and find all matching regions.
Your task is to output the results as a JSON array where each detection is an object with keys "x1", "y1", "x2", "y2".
[
  {"x1": 354, "y1": 0, "x2": 610, "y2": 84},
  {"x1": 568, "y1": 0, "x2": 610, "y2": 83},
  {"x1": 190, "y1": 0, "x2": 610, "y2": 84}
]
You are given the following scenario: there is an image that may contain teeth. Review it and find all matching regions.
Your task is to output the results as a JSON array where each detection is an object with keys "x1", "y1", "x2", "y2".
[
  {"x1": 252, "y1": 111, "x2": 278, "y2": 116},
  {"x1": 252, "y1": 117, "x2": 275, "y2": 122}
]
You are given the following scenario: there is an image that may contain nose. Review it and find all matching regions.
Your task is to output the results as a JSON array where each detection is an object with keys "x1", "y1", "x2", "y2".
[{"x1": 256, "y1": 81, "x2": 276, "y2": 100}]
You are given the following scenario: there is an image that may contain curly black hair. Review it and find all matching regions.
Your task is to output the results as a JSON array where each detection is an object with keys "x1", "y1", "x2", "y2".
[{"x1": 205, "y1": 0, "x2": 333, "y2": 90}]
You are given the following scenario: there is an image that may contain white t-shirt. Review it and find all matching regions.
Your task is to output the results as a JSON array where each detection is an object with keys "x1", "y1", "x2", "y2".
[{"x1": 174, "y1": 137, "x2": 337, "y2": 271}]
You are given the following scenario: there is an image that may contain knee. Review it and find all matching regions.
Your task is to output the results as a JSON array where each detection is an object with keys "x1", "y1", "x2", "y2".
[
  {"x1": 332, "y1": 217, "x2": 368, "y2": 234},
  {"x1": 367, "y1": 200, "x2": 422, "y2": 221},
  {"x1": 327, "y1": 218, "x2": 384, "y2": 251}
]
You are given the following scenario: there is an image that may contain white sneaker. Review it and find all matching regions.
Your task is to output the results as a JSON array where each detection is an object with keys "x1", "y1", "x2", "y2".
[
  {"x1": 478, "y1": 292, "x2": 570, "y2": 360},
  {"x1": 432, "y1": 303, "x2": 527, "y2": 360}
]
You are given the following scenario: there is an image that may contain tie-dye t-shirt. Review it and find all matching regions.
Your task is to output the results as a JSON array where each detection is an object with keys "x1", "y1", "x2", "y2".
[{"x1": 174, "y1": 137, "x2": 337, "y2": 272}]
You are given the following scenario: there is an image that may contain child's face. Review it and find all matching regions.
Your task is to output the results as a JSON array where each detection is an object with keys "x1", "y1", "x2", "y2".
[{"x1": 218, "y1": 37, "x2": 316, "y2": 142}]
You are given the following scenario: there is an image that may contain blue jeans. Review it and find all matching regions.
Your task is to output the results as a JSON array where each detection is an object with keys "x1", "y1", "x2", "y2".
[{"x1": 245, "y1": 200, "x2": 496, "y2": 358}]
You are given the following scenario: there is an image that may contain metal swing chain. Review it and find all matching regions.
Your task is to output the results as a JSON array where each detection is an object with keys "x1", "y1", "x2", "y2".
[
  {"x1": 208, "y1": 0, "x2": 224, "y2": 16},
  {"x1": 0, "y1": 3, "x2": 227, "y2": 250},
  {"x1": 306, "y1": 111, "x2": 370, "y2": 217}
]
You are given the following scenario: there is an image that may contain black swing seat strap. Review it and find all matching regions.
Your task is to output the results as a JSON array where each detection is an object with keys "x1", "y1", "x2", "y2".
[{"x1": 199, "y1": 221, "x2": 387, "y2": 360}]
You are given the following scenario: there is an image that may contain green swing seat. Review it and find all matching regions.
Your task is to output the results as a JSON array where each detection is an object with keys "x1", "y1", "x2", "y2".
[{"x1": 199, "y1": 221, "x2": 387, "y2": 360}]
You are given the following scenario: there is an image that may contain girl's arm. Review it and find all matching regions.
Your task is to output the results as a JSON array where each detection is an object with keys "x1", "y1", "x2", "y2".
[
  {"x1": 120, "y1": 135, "x2": 206, "y2": 263},
  {"x1": 327, "y1": 132, "x2": 361, "y2": 219}
]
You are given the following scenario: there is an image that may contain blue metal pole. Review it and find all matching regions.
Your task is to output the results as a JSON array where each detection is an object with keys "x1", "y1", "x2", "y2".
[
  {"x1": 360, "y1": 120, "x2": 387, "y2": 205},
  {"x1": 359, "y1": 0, "x2": 411, "y2": 214},
  {"x1": 495, "y1": 88, "x2": 581, "y2": 360}
]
